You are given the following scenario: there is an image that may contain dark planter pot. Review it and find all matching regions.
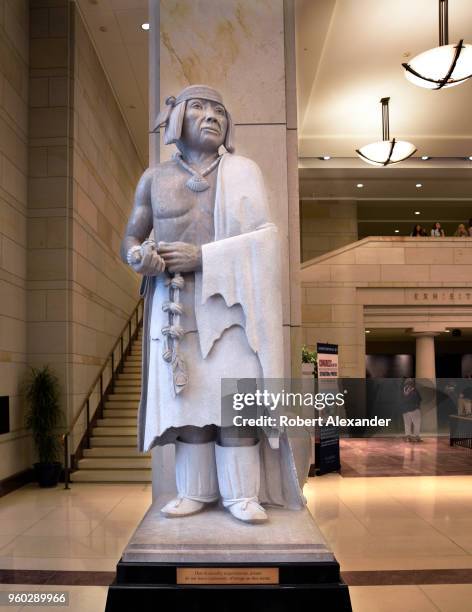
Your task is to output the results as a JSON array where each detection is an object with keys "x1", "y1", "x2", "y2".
[{"x1": 33, "y1": 462, "x2": 62, "y2": 488}]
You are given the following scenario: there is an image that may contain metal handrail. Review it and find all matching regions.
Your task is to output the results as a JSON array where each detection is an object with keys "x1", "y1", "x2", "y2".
[{"x1": 62, "y1": 299, "x2": 144, "y2": 488}]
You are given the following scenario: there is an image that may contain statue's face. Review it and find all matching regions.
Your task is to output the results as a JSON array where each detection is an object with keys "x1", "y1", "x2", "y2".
[{"x1": 181, "y1": 98, "x2": 228, "y2": 152}]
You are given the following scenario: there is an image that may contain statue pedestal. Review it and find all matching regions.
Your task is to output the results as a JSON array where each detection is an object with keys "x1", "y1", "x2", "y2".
[{"x1": 105, "y1": 496, "x2": 352, "y2": 611}]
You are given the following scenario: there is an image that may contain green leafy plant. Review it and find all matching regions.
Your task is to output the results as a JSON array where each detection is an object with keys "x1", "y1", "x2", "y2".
[
  {"x1": 302, "y1": 345, "x2": 317, "y2": 365},
  {"x1": 24, "y1": 366, "x2": 64, "y2": 464},
  {"x1": 302, "y1": 345, "x2": 318, "y2": 378}
]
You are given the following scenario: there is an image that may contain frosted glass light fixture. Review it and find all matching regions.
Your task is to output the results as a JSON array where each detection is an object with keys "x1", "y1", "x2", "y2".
[
  {"x1": 356, "y1": 98, "x2": 417, "y2": 167},
  {"x1": 402, "y1": 0, "x2": 472, "y2": 90}
]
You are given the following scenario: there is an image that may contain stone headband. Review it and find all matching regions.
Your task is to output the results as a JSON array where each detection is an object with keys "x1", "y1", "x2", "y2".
[{"x1": 155, "y1": 85, "x2": 226, "y2": 129}]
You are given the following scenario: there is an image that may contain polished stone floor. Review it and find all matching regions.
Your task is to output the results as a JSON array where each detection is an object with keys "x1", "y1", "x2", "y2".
[
  {"x1": 340, "y1": 437, "x2": 472, "y2": 477},
  {"x1": 0, "y1": 473, "x2": 471, "y2": 611}
]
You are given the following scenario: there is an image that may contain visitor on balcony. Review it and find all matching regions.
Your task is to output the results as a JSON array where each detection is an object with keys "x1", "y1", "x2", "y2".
[
  {"x1": 410, "y1": 224, "x2": 427, "y2": 236},
  {"x1": 430, "y1": 222, "x2": 445, "y2": 237},
  {"x1": 454, "y1": 223, "x2": 469, "y2": 237}
]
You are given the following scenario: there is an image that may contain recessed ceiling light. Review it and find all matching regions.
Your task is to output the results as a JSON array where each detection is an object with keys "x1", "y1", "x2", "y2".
[
  {"x1": 415, "y1": 211, "x2": 421, "y2": 215},
  {"x1": 468, "y1": 156, "x2": 472, "y2": 161},
  {"x1": 357, "y1": 183, "x2": 364, "y2": 188},
  {"x1": 141, "y1": 23, "x2": 150, "y2": 30},
  {"x1": 445, "y1": 329, "x2": 451, "y2": 333},
  {"x1": 416, "y1": 183, "x2": 423, "y2": 188},
  {"x1": 365, "y1": 330, "x2": 371, "y2": 334},
  {"x1": 421, "y1": 155, "x2": 430, "y2": 160},
  {"x1": 394, "y1": 229, "x2": 400, "y2": 233},
  {"x1": 321, "y1": 155, "x2": 331, "y2": 160}
]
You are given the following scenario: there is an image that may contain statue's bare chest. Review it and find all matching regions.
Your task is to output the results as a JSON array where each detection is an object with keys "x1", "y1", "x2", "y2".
[{"x1": 151, "y1": 163, "x2": 216, "y2": 246}]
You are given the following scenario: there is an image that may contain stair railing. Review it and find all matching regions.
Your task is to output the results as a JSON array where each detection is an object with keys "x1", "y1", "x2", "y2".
[{"x1": 62, "y1": 299, "x2": 144, "y2": 489}]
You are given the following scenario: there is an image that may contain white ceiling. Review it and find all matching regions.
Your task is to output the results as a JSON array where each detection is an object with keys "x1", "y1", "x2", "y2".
[
  {"x1": 296, "y1": 0, "x2": 472, "y2": 160},
  {"x1": 296, "y1": 0, "x2": 472, "y2": 219},
  {"x1": 76, "y1": 0, "x2": 149, "y2": 166},
  {"x1": 75, "y1": 0, "x2": 472, "y2": 206}
]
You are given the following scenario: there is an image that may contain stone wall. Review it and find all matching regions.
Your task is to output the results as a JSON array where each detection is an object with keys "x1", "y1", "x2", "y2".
[
  {"x1": 0, "y1": 1, "x2": 143, "y2": 481},
  {"x1": 27, "y1": 0, "x2": 71, "y2": 438},
  {"x1": 70, "y1": 9, "x2": 142, "y2": 428},
  {"x1": 0, "y1": 1, "x2": 31, "y2": 480},
  {"x1": 300, "y1": 200, "x2": 357, "y2": 262},
  {"x1": 301, "y1": 237, "x2": 472, "y2": 377}
]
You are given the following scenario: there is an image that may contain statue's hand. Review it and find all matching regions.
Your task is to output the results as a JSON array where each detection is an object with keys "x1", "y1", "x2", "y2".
[
  {"x1": 128, "y1": 241, "x2": 166, "y2": 276},
  {"x1": 158, "y1": 241, "x2": 202, "y2": 273}
]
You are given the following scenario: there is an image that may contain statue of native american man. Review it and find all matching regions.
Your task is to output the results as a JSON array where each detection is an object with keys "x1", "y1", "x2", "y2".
[{"x1": 121, "y1": 84, "x2": 307, "y2": 524}]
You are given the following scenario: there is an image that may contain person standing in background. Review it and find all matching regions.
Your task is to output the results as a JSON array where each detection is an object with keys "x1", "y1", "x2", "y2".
[
  {"x1": 431, "y1": 222, "x2": 445, "y2": 237},
  {"x1": 402, "y1": 378, "x2": 422, "y2": 443}
]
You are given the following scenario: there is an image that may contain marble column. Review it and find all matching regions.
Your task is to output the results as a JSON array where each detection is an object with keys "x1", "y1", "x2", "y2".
[
  {"x1": 411, "y1": 331, "x2": 439, "y2": 435},
  {"x1": 150, "y1": 0, "x2": 302, "y2": 499},
  {"x1": 414, "y1": 333, "x2": 437, "y2": 380}
]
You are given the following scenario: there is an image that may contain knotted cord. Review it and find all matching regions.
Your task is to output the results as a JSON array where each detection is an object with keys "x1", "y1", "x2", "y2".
[{"x1": 161, "y1": 273, "x2": 188, "y2": 394}]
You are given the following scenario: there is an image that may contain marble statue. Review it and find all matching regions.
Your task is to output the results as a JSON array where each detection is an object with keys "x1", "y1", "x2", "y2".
[{"x1": 121, "y1": 84, "x2": 306, "y2": 524}]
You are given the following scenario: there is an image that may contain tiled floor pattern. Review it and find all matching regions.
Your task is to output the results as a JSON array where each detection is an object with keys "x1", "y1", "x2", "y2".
[
  {"x1": 0, "y1": 474, "x2": 471, "y2": 610},
  {"x1": 0, "y1": 483, "x2": 149, "y2": 572},
  {"x1": 340, "y1": 437, "x2": 472, "y2": 477}
]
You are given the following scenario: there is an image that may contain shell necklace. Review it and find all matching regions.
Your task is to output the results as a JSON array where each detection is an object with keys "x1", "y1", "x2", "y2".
[{"x1": 174, "y1": 151, "x2": 222, "y2": 192}]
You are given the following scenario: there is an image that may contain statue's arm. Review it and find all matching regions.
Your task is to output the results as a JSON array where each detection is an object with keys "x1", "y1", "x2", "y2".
[
  {"x1": 121, "y1": 168, "x2": 165, "y2": 276},
  {"x1": 121, "y1": 168, "x2": 154, "y2": 260}
]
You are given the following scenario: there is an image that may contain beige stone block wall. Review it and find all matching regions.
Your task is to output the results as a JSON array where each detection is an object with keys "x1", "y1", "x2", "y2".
[
  {"x1": 302, "y1": 283, "x2": 362, "y2": 377},
  {"x1": 0, "y1": 1, "x2": 143, "y2": 480},
  {"x1": 301, "y1": 237, "x2": 472, "y2": 377},
  {"x1": 0, "y1": 0, "x2": 32, "y2": 479},
  {"x1": 27, "y1": 0, "x2": 71, "y2": 442},
  {"x1": 69, "y1": 10, "x2": 143, "y2": 423},
  {"x1": 300, "y1": 200, "x2": 357, "y2": 262},
  {"x1": 24, "y1": 1, "x2": 143, "y2": 463}
]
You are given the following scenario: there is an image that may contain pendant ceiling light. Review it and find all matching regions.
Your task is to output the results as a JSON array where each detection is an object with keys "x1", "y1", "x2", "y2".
[
  {"x1": 356, "y1": 98, "x2": 417, "y2": 166},
  {"x1": 402, "y1": 0, "x2": 472, "y2": 90}
]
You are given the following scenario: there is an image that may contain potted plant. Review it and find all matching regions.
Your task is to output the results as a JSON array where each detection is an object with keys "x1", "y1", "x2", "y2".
[
  {"x1": 24, "y1": 366, "x2": 64, "y2": 487},
  {"x1": 302, "y1": 345, "x2": 318, "y2": 378}
]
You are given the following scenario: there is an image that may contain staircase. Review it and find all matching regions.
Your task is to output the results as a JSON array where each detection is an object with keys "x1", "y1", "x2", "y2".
[{"x1": 70, "y1": 330, "x2": 152, "y2": 483}]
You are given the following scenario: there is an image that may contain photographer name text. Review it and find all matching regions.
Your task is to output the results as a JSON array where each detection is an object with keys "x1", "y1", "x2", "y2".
[{"x1": 232, "y1": 415, "x2": 392, "y2": 428}]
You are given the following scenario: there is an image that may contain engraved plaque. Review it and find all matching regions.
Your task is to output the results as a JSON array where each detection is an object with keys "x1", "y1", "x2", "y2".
[{"x1": 176, "y1": 567, "x2": 279, "y2": 585}]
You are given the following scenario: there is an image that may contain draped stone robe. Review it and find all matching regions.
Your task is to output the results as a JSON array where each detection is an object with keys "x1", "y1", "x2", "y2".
[{"x1": 137, "y1": 152, "x2": 307, "y2": 509}]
